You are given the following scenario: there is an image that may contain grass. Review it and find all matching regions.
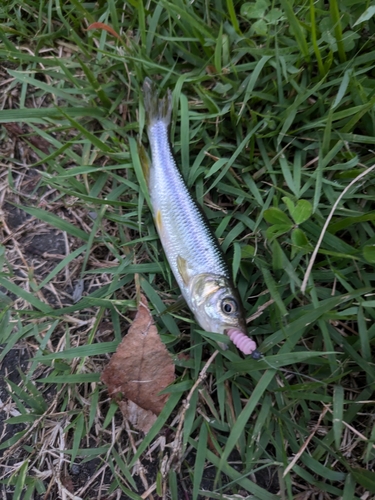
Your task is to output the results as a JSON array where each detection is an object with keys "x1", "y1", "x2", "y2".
[{"x1": 1, "y1": 0, "x2": 375, "y2": 498}]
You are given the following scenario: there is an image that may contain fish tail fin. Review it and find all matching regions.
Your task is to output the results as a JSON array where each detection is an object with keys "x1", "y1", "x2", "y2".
[{"x1": 142, "y1": 78, "x2": 172, "y2": 127}]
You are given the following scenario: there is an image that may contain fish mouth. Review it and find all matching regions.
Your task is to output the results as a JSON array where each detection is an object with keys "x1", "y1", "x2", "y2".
[{"x1": 225, "y1": 328, "x2": 261, "y2": 359}]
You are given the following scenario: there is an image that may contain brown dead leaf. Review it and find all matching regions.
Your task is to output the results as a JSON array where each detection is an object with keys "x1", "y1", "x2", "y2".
[
  {"x1": 177, "y1": 352, "x2": 190, "y2": 362},
  {"x1": 118, "y1": 400, "x2": 156, "y2": 434},
  {"x1": 86, "y1": 22, "x2": 122, "y2": 41},
  {"x1": 60, "y1": 471, "x2": 74, "y2": 494},
  {"x1": 101, "y1": 294, "x2": 175, "y2": 428},
  {"x1": 3, "y1": 123, "x2": 24, "y2": 137},
  {"x1": 205, "y1": 65, "x2": 217, "y2": 75},
  {"x1": 3, "y1": 123, "x2": 52, "y2": 155}
]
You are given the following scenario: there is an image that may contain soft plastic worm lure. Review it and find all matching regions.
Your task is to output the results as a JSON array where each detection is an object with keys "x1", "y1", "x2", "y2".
[{"x1": 227, "y1": 328, "x2": 260, "y2": 357}]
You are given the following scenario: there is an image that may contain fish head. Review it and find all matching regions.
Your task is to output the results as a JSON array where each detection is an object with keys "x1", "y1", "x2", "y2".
[{"x1": 190, "y1": 274, "x2": 247, "y2": 335}]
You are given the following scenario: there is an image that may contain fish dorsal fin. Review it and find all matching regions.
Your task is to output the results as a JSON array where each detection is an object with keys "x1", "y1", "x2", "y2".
[
  {"x1": 137, "y1": 141, "x2": 150, "y2": 187},
  {"x1": 177, "y1": 255, "x2": 192, "y2": 286}
]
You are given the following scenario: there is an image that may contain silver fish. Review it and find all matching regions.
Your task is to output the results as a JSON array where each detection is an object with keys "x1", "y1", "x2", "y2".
[{"x1": 142, "y1": 78, "x2": 260, "y2": 358}]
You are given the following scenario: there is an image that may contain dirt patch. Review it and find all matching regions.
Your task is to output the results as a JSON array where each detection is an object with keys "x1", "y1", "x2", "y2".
[
  {"x1": 1, "y1": 191, "x2": 88, "y2": 308},
  {"x1": 0, "y1": 348, "x2": 30, "y2": 458}
]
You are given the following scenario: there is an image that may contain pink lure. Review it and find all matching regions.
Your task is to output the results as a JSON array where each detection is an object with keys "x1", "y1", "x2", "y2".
[{"x1": 226, "y1": 328, "x2": 261, "y2": 359}]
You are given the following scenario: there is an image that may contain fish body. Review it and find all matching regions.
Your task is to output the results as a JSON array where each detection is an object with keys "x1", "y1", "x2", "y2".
[{"x1": 142, "y1": 78, "x2": 260, "y2": 358}]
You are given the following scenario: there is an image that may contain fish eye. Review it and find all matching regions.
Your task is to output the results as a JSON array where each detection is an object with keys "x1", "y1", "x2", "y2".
[{"x1": 221, "y1": 297, "x2": 238, "y2": 315}]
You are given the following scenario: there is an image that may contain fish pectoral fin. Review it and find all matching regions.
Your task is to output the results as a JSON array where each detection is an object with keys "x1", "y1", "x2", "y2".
[
  {"x1": 155, "y1": 210, "x2": 163, "y2": 232},
  {"x1": 177, "y1": 255, "x2": 193, "y2": 286},
  {"x1": 218, "y1": 341, "x2": 228, "y2": 351}
]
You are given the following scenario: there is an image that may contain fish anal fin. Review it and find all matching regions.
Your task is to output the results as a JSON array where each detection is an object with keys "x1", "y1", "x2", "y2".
[{"x1": 177, "y1": 255, "x2": 192, "y2": 286}]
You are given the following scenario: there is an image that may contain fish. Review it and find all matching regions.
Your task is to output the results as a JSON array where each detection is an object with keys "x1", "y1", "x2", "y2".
[{"x1": 142, "y1": 78, "x2": 260, "y2": 359}]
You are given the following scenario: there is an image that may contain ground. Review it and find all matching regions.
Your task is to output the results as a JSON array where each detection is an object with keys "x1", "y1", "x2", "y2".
[
  {"x1": 0, "y1": 124, "x2": 279, "y2": 499},
  {"x1": 1, "y1": 2, "x2": 375, "y2": 499}
]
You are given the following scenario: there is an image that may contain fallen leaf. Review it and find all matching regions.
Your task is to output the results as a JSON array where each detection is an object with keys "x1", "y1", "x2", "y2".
[
  {"x1": 177, "y1": 352, "x2": 190, "y2": 362},
  {"x1": 60, "y1": 471, "x2": 74, "y2": 493},
  {"x1": 85, "y1": 22, "x2": 122, "y2": 41},
  {"x1": 3, "y1": 122, "x2": 24, "y2": 136},
  {"x1": 205, "y1": 65, "x2": 217, "y2": 74},
  {"x1": 3, "y1": 123, "x2": 52, "y2": 155},
  {"x1": 101, "y1": 294, "x2": 175, "y2": 430},
  {"x1": 118, "y1": 400, "x2": 156, "y2": 434}
]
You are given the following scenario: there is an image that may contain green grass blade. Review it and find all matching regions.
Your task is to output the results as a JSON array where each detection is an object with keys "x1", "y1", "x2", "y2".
[
  {"x1": 333, "y1": 384, "x2": 344, "y2": 450},
  {"x1": 217, "y1": 369, "x2": 276, "y2": 480},
  {"x1": 193, "y1": 422, "x2": 208, "y2": 500}
]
